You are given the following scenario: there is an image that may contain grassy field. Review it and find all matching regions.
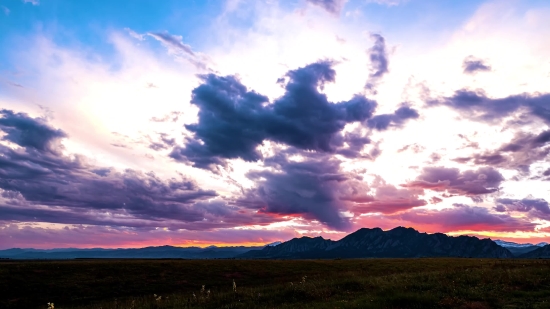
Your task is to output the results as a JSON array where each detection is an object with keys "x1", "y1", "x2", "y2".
[{"x1": 1, "y1": 258, "x2": 550, "y2": 309}]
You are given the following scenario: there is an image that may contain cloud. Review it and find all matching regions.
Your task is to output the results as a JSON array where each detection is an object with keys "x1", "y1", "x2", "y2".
[
  {"x1": 0, "y1": 109, "x2": 67, "y2": 154},
  {"x1": 306, "y1": 0, "x2": 348, "y2": 16},
  {"x1": 124, "y1": 28, "x2": 145, "y2": 41},
  {"x1": 495, "y1": 198, "x2": 550, "y2": 220},
  {"x1": 0, "y1": 223, "x2": 297, "y2": 249},
  {"x1": 145, "y1": 31, "x2": 210, "y2": 71},
  {"x1": 149, "y1": 111, "x2": 182, "y2": 123},
  {"x1": 462, "y1": 56, "x2": 492, "y2": 74},
  {"x1": 366, "y1": 0, "x2": 408, "y2": 6},
  {"x1": 397, "y1": 203, "x2": 537, "y2": 233},
  {"x1": 366, "y1": 105, "x2": 419, "y2": 130},
  {"x1": 149, "y1": 133, "x2": 176, "y2": 151},
  {"x1": 436, "y1": 89, "x2": 550, "y2": 125},
  {"x1": 0, "y1": 109, "x2": 280, "y2": 230},
  {"x1": 455, "y1": 130, "x2": 550, "y2": 172},
  {"x1": 239, "y1": 152, "x2": 352, "y2": 230},
  {"x1": 402, "y1": 166, "x2": 504, "y2": 197},
  {"x1": 148, "y1": 32, "x2": 196, "y2": 57},
  {"x1": 170, "y1": 61, "x2": 377, "y2": 171},
  {"x1": 349, "y1": 176, "x2": 426, "y2": 214},
  {"x1": 22, "y1": 0, "x2": 39, "y2": 5},
  {"x1": 365, "y1": 33, "x2": 389, "y2": 92},
  {"x1": 333, "y1": 130, "x2": 372, "y2": 159}
]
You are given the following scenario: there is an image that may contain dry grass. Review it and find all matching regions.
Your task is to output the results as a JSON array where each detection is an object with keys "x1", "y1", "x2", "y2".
[{"x1": 1, "y1": 258, "x2": 550, "y2": 308}]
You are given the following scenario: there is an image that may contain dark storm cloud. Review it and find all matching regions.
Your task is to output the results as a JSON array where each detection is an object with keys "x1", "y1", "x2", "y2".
[
  {"x1": 332, "y1": 131, "x2": 372, "y2": 158},
  {"x1": 462, "y1": 56, "x2": 492, "y2": 74},
  {"x1": 0, "y1": 109, "x2": 280, "y2": 230},
  {"x1": 437, "y1": 89, "x2": 550, "y2": 125},
  {"x1": 0, "y1": 109, "x2": 66, "y2": 154},
  {"x1": 239, "y1": 152, "x2": 352, "y2": 230},
  {"x1": 402, "y1": 166, "x2": 504, "y2": 196},
  {"x1": 455, "y1": 130, "x2": 550, "y2": 172},
  {"x1": 306, "y1": 0, "x2": 347, "y2": 15},
  {"x1": 366, "y1": 106, "x2": 419, "y2": 130},
  {"x1": 171, "y1": 61, "x2": 377, "y2": 171},
  {"x1": 365, "y1": 33, "x2": 389, "y2": 92}
]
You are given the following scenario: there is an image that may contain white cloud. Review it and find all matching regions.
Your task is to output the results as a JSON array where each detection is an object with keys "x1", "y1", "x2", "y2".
[{"x1": 22, "y1": 0, "x2": 39, "y2": 5}]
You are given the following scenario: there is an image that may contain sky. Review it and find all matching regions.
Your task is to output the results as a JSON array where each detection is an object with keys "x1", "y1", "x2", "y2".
[{"x1": 0, "y1": 0, "x2": 549, "y2": 249}]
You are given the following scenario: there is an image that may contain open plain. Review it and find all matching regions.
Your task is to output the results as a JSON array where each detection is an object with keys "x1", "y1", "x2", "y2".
[{"x1": 2, "y1": 258, "x2": 550, "y2": 309}]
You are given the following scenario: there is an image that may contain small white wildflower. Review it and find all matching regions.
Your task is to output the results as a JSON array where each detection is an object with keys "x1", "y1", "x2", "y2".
[
  {"x1": 201, "y1": 285, "x2": 205, "y2": 294},
  {"x1": 47, "y1": 303, "x2": 55, "y2": 309},
  {"x1": 233, "y1": 279, "x2": 237, "y2": 292}
]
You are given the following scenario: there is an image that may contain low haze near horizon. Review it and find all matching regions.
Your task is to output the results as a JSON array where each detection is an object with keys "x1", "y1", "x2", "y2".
[{"x1": 1, "y1": 0, "x2": 550, "y2": 249}]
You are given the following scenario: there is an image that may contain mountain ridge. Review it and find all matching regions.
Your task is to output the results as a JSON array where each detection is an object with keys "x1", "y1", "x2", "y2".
[
  {"x1": 4, "y1": 227, "x2": 546, "y2": 259},
  {"x1": 239, "y1": 226, "x2": 513, "y2": 259},
  {"x1": 494, "y1": 240, "x2": 548, "y2": 256}
]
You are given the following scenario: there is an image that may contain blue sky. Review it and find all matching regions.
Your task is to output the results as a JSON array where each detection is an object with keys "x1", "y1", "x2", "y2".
[{"x1": 1, "y1": 0, "x2": 550, "y2": 249}]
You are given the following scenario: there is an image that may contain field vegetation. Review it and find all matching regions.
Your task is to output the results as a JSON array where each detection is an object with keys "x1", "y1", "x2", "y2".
[{"x1": 1, "y1": 258, "x2": 550, "y2": 308}]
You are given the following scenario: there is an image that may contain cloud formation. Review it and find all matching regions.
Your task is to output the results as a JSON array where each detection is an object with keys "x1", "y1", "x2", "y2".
[
  {"x1": 145, "y1": 31, "x2": 210, "y2": 71},
  {"x1": 350, "y1": 179, "x2": 426, "y2": 214},
  {"x1": 403, "y1": 166, "x2": 504, "y2": 197},
  {"x1": 437, "y1": 89, "x2": 550, "y2": 125},
  {"x1": 398, "y1": 203, "x2": 537, "y2": 233},
  {"x1": 22, "y1": 0, "x2": 39, "y2": 5},
  {"x1": 240, "y1": 153, "x2": 352, "y2": 230},
  {"x1": 455, "y1": 130, "x2": 550, "y2": 173},
  {"x1": 0, "y1": 109, "x2": 280, "y2": 230},
  {"x1": 462, "y1": 56, "x2": 492, "y2": 74},
  {"x1": 171, "y1": 61, "x2": 378, "y2": 170},
  {"x1": 495, "y1": 198, "x2": 550, "y2": 220},
  {"x1": 365, "y1": 33, "x2": 389, "y2": 92},
  {"x1": 366, "y1": 106, "x2": 419, "y2": 130},
  {"x1": 0, "y1": 109, "x2": 66, "y2": 154},
  {"x1": 306, "y1": 0, "x2": 348, "y2": 15}
]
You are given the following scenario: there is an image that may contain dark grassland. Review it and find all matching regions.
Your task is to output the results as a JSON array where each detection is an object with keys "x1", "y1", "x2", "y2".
[{"x1": 1, "y1": 259, "x2": 550, "y2": 309}]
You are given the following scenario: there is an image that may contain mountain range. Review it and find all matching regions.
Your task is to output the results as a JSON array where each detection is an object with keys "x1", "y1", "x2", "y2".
[
  {"x1": 493, "y1": 240, "x2": 548, "y2": 256},
  {"x1": 0, "y1": 245, "x2": 261, "y2": 259},
  {"x1": 240, "y1": 227, "x2": 513, "y2": 258},
  {"x1": 2, "y1": 227, "x2": 550, "y2": 259}
]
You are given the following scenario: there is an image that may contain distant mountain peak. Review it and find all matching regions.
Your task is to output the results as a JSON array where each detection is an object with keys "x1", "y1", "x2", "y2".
[{"x1": 266, "y1": 241, "x2": 282, "y2": 247}]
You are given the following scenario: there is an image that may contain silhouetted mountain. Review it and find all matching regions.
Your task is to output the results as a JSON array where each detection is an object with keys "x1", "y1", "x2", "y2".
[
  {"x1": 0, "y1": 245, "x2": 261, "y2": 260},
  {"x1": 239, "y1": 227, "x2": 513, "y2": 259},
  {"x1": 494, "y1": 240, "x2": 547, "y2": 256},
  {"x1": 519, "y1": 244, "x2": 550, "y2": 258},
  {"x1": 241, "y1": 236, "x2": 334, "y2": 259},
  {"x1": 2, "y1": 227, "x2": 519, "y2": 260}
]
